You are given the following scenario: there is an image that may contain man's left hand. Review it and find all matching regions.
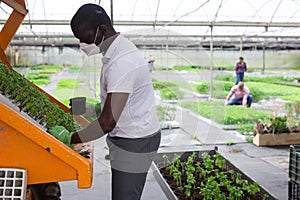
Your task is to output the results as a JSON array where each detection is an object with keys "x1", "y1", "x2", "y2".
[{"x1": 49, "y1": 125, "x2": 72, "y2": 146}]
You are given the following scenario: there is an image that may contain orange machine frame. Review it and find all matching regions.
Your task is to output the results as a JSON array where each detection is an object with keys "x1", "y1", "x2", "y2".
[
  {"x1": 0, "y1": 0, "x2": 93, "y2": 188},
  {"x1": 0, "y1": 0, "x2": 27, "y2": 69},
  {"x1": 0, "y1": 102, "x2": 92, "y2": 188}
]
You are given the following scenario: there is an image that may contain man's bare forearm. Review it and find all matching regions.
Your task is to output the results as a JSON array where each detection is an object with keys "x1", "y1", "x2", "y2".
[{"x1": 70, "y1": 93, "x2": 129, "y2": 144}]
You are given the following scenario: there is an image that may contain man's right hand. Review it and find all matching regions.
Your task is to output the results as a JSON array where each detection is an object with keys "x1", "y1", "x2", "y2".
[{"x1": 224, "y1": 100, "x2": 228, "y2": 106}]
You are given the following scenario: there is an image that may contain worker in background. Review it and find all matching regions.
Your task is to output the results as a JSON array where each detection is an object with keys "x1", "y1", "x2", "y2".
[
  {"x1": 52, "y1": 4, "x2": 161, "y2": 200},
  {"x1": 225, "y1": 81, "x2": 253, "y2": 107},
  {"x1": 234, "y1": 57, "x2": 247, "y2": 85},
  {"x1": 148, "y1": 54, "x2": 155, "y2": 73}
]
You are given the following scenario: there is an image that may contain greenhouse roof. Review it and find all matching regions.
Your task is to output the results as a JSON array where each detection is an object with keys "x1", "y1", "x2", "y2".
[{"x1": 0, "y1": 0, "x2": 300, "y2": 45}]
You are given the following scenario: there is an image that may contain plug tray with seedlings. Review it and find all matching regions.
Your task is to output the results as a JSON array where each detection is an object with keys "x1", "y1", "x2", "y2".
[{"x1": 0, "y1": 63, "x2": 92, "y2": 159}]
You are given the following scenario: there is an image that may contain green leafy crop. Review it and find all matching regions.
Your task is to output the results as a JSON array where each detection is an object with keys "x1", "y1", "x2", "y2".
[
  {"x1": 0, "y1": 62, "x2": 80, "y2": 134},
  {"x1": 160, "y1": 152, "x2": 268, "y2": 199},
  {"x1": 180, "y1": 101, "x2": 269, "y2": 125}
]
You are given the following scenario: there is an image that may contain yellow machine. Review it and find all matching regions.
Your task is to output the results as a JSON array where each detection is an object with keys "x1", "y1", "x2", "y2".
[{"x1": 0, "y1": 1, "x2": 93, "y2": 199}]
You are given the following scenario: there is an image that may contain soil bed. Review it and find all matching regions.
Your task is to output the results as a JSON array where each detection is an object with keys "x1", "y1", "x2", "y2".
[{"x1": 154, "y1": 150, "x2": 275, "y2": 200}]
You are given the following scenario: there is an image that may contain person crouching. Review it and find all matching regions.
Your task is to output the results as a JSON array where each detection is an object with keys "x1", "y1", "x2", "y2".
[{"x1": 225, "y1": 82, "x2": 253, "y2": 107}]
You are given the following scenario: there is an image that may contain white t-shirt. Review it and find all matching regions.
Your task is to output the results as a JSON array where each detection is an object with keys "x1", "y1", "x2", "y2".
[{"x1": 100, "y1": 35, "x2": 160, "y2": 138}]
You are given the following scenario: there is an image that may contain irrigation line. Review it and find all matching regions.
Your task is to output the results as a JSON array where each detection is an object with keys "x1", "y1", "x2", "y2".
[
  {"x1": 163, "y1": 0, "x2": 210, "y2": 27},
  {"x1": 41, "y1": 0, "x2": 49, "y2": 40},
  {"x1": 154, "y1": 0, "x2": 161, "y2": 27},
  {"x1": 130, "y1": 0, "x2": 139, "y2": 21},
  {"x1": 269, "y1": 0, "x2": 283, "y2": 26}
]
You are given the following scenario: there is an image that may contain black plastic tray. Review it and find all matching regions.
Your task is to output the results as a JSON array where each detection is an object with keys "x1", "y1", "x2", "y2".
[
  {"x1": 289, "y1": 180, "x2": 300, "y2": 200},
  {"x1": 290, "y1": 145, "x2": 300, "y2": 185}
]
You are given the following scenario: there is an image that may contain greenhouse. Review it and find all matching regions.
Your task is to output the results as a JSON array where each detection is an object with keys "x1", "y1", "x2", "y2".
[{"x1": 0, "y1": 0, "x2": 299, "y2": 199}]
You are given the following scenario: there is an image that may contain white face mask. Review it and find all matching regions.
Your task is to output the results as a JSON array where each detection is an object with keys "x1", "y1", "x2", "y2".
[
  {"x1": 79, "y1": 42, "x2": 100, "y2": 56},
  {"x1": 79, "y1": 27, "x2": 104, "y2": 56}
]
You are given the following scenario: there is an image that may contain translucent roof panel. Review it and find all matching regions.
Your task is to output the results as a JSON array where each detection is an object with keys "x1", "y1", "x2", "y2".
[
  {"x1": 0, "y1": 0, "x2": 300, "y2": 37},
  {"x1": 107, "y1": 0, "x2": 300, "y2": 22}
]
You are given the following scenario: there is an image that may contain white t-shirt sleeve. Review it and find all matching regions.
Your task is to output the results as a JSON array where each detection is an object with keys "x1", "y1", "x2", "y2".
[{"x1": 106, "y1": 59, "x2": 138, "y2": 94}]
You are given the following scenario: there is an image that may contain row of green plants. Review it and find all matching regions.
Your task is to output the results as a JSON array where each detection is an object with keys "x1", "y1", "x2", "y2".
[
  {"x1": 16, "y1": 64, "x2": 64, "y2": 86},
  {"x1": 180, "y1": 101, "x2": 269, "y2": 125},
  {"x1": 173, "y1": 65, "x2": 202, "y2": 72},
  {"x1": 0, "y1": 62, "x2": 79, "y2": 133},
  {"x1": 153, "y1": 76, "x2": 300, "y2": 102},
  {"x1": 25, "y1": 72, "x2": 51, "y2": 86},
  {"x1": 172, "y1": 65, "x2": 256, "y2": 72},
  {"x1": 194, "y1": 81, "x2": 233, "y2": 99},
  {"x1": 161, "y1": 152, "x2": 269, "y2": 199},
  {"x1": 30, "y1": 64, "x2": 64, "y2": 74},
  {"x1": 191, "y1": 75, "x2": 298, "y2": 99},
  {"x1": 189, "y1": 79, "x2": 300, "y2": 101},
  {"x1": 214, "y1": 74, "x2": 297, "y2": 83},
  {"x1": 247, "y1": 82, "x2": 300, "y2": 98},
  {"x1": 152, "y1": 79, "x2": 184, "y2": 100},
  {"x1": 57, "y1": 79, "x2": 82, "y2": 89}
]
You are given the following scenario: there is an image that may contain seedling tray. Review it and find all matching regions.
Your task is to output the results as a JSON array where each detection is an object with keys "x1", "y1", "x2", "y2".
[{"x1": 0, "y1": 63, "x2": 93, "y2": 188}]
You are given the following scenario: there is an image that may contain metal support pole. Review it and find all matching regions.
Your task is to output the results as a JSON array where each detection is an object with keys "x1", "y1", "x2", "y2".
[
  {"x1": 93, "y1": 56, "x2": 97, "y2": 99},
  {"x1": 166, "y1": 40, "x2": 169, "y2": 81},
  {"x1": 262, "y1": 44, "x2": 266, "y2": 74},
  {"x1": 239, "y1": 37, "x2": 243, "y2": 55},
  {"x1": 254, "y1": 44, "x2": 257, "y2": 72},
  {"x1": 209, "y1": 25, "x2": 213, "y2": 101},
  {"x1": 110, "y1": 0, "x2": 113, "y2": 25}
]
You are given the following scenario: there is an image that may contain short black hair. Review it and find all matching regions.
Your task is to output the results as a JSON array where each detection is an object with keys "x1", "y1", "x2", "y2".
[
  {"x1": 239, "y1": 57, "x2": 244, "y2": 60},
  {"x1": 70, "y1": 4, "x2": 111, "y2": 33}
]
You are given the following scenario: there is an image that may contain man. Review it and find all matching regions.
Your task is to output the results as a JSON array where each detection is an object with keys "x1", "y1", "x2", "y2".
[
  {"x1": 235, "y1": 57, "x2": 247, "y2": 85},
  {"x1": 52, "y1": 4, "x2": 161, "y2": 200},
  {"x1": 225, "y1": 82, "x2": 253, "y2": 107},
  {"x1": 148, "y1": 54, "x2": 155, "y2": 73}
]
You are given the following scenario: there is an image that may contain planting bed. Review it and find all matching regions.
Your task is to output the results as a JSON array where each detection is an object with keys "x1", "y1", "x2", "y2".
[
  {"x1": 153, "y1": 150, "x2": 275, "y2": 200},
  {"x1": 180, "y1": 101, "x2": 269, "y2": 125}
]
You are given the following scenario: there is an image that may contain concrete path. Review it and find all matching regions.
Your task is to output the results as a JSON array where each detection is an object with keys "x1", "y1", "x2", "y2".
[
  {"x1": 176, "y1": 107, "x2": 246, "y2": 145},
  {"x1": 219, "y1": 144, "x2": 289, "y2": 200},
  {"x1": 41, "y1": 68, "x2": 69, "y2": 94}
]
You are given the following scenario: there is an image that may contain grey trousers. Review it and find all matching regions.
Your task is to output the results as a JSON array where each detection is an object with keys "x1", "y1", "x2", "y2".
[{"x1": 106, "y1": 131, "x2": 161, "y2": 200}]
